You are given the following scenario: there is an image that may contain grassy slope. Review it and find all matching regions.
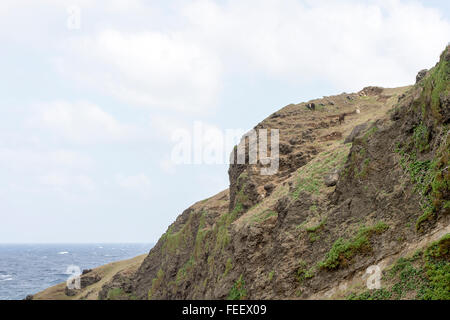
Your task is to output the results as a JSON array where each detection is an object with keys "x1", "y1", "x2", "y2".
[{"x1": 32, "y1": 254, "x2": 146, "y2": 300}]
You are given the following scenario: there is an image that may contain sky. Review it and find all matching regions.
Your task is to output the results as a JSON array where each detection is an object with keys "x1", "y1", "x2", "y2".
[{"x1": 0, "y1": 0, "x2": 449, "y2": 243}]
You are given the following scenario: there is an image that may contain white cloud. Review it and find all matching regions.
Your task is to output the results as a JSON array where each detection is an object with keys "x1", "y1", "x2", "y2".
[
  {"x1": 46, "y1": 0, "x2": 450, "y2": 116},
  {"x1": 115, "y1": 173, "x2": 151, "y2": 190},
  {"x1": 0, "y1": 148, "x2": 93, "y2": 172},
  {"x1": 57, "y1": 29, "x2": 222, "y2": 114},
  {"x1": 39, "y1": 172, "x2": 95, "y2": 192},
  {"x1": 29, "y1": 101, "x2": 139, "y2": 144},
  {"x1": 149, "y1": 114, "x2": 190, "y2": 139},
  {"x1": 159, "y1": 156, "x2": 177, "y2": 175},
  {"x1": 181, "y1": 0, "x2": 450, "y2": 89},
  {"x1": 0, "y1": 147, "x2": 95, "y2": 197}
]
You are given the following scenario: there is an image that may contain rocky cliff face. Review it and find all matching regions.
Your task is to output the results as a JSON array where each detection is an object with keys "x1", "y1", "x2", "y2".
[{"x1": 99, "y1": 46, "x2": 449, "y2": 300}]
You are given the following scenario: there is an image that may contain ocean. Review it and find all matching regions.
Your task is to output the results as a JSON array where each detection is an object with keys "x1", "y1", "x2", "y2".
[{"x1": 0, "y1": 243, "x2": 152, "y2": 300}]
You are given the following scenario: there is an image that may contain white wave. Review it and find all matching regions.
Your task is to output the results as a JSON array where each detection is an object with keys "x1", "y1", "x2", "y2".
[
  {"x1": 58, "y1": 251, "x2": 69, "y2": 255},
  {"x1": 0, "y1": 274, "x2": 13, "y2": 281}
]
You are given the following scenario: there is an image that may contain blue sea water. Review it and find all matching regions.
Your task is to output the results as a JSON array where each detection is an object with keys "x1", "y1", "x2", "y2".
[{"x1": 0, "y1": 243, "x2": 152, "y2": 300}]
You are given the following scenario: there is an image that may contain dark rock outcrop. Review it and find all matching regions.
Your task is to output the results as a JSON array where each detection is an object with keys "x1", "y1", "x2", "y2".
[
  {"x1": 416, "y1": 69, "x2": 428, "y2": 83},
  {"x1": 65, "y1": 272, "x2": 101, "y2": 296}
]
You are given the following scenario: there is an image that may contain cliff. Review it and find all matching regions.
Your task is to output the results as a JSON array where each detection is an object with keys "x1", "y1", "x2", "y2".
[{"x1": 36, "y1": 46, "x2": 450, "y2": 300}]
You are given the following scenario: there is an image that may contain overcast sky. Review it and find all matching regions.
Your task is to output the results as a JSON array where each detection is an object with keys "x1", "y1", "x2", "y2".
[{"x1": 1, "y1": 0, "x2": 449, "y2": 243}]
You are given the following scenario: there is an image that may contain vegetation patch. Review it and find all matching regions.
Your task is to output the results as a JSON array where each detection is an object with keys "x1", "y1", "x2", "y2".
[
  {"x1": 292, "y1": 146, "x2": 350, "y2": 198},
  {"x1": 396, "y1": 130, "x2": 449, "y2": 231},
  {"x1": 421, "y1": 233, "x2": 450, "y2": 299},
  {"x1": 161, "y1": 212, "x2": 195, "y2": 254},
  {"x1": 176, "y1": 256, "x2": 195, "y2": 285},
  {"x1": 227, "y1": 275, "x2": 247, "y2": 300},
  {"x1": 362, "y1": 126, "x2": 378, "y2": 144},
  {"x1": 296, "y1": 260, "x2": 315, "y2": 283},
  {"x1": 148, "y1": 268, "x2": 165, "y2": 300},
  {"x1": 413, "y1": 47, "x2": 450, "y2": 121},
  {"x1": 346, "y1": 233, "x2": 450, "y2": 300},
  {"x1": 346, "y1": 145, "x2": 372, "y2": 180},
  {"x1": 395, "y1": 47, "x2": 450, "y2": 230},
  {"x1": 235, "y1": 172, "x2": 250, "y2": 205},
  {"x1": 413, "y1": 123, "x2": 430, "y2": 152},
  {"x1": 319, "y1": 222, "x2": 389, "y2": 270},
  {"x1": 213, "y1": 202, "x2": 244, "y2": 255},
  {"x1": 106, "y1": 288, "x2": 137, "y2": 300},
  {"x1": 306, "y1": 218, "x2": 326, "y2": 243},
  {"x1": 251, "y1": 209, "x2": 277, "y2": 224},
  {"x1": 222, "y1": 258, "x2": 233, "y2": 279},
  {"x1": 347, "y1": 288, "x2": 392, "y2": 300},
  {"x1": 107, "y1": 288, "x2": 125, "y2": 300},
  {"x1": 194, "y1": 211, "x2": 210, "y2": 258}
]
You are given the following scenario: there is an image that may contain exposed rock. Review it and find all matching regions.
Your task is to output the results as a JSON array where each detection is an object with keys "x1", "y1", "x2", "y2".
[
  {"x1": 288, "y1": 137, "x2": 300, "y2": 145},
  {"x1": 82, "y1": 269, "x2": 92, "y2": 275},
  {"x1": 439, "y1": 92, "x2": 450, "y2": 123},
  {"x1": 65, "y1": 286, "x2": 77, "y2": 297},
  {"x1": 301, "y1": 129, "x2": 314, "y2": 141},
  {"x1": 81, "y1": 273, "x2": 101, "y2": 288},
  {"x1": 64, "y1": 272, "x2": 101, "y2": 296},
  {"x1": 286, "y1": 152, "x2": 310, "y2": 170},
  {"x1": 228, "y1": 147, "x2": 248, "y2": 211},
  {"x1": 324, "y1": 169, "x2": 339, "y2": 187},
  {"x1": 344, "y1": 123, "x2": 369, "y2": 143},
  {"x1": 359, "y1": 86, "x2": 383, "y2": 96},
  {"x1": 264, "y1": 183, "x2": 275, "y2": 197},
  {"x1": 390, "y1": 109, "x2": 401, "y2": 121},
  {"x1": 306, "y1": 103, "x2": 316, "y2": 111},
  {"x1": 274, "y1": 196, "x2": 290, "y2": 224},
  {"x1": 416, "y1": 69, "x2": 428, "y2": 83},
  {"x1": 99, "y1": 270, "x2": 135, "y2": 300},
  {"x1": 279, "y1": 143, "x2": 293, "y2": 155}
]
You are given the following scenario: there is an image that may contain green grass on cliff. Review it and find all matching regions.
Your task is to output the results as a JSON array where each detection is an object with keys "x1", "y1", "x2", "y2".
[
  {"x1": 213, "y1": 202, "x2": 243, "y2": 255},
  {"x1": 392, "y1": 48, "x2": 450, "y2": 231},
  {"x1": 148, "y1": 268, "x2": 165, "y2": 300},
  {"x1": 319, "y1": 221, "x2": 389, "y2": 270},
  {"x1": 396, "y1": 130, "x2": 449, "y2": 231},
  {"x1": 414, "y1": 47, "x2": 450, "y2": 121},
  {"x1": 292, "y1": 145, "x2": 350, "y2": 198},
  {"x1": 347, "y1": 233, "x2": 450, "y2": 300},
  {"x1": 297, "y1": 260, "x2": 315, "y2": 283},
  {"x1": 306, "y1": 218, "x2": 326, "y2": 243},
  {"x1": 227, "y1": 275, "x2": 247, "y2": 300}
]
